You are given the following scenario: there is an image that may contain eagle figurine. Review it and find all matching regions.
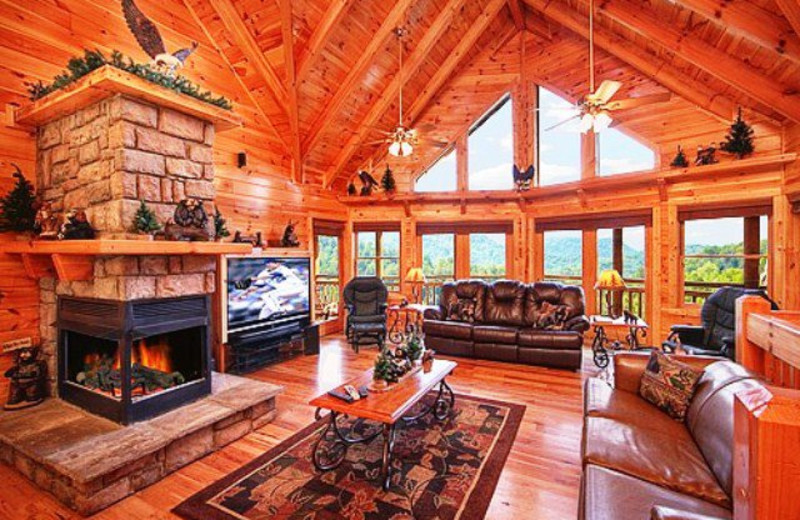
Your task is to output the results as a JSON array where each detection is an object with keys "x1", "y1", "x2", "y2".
[
  {"x1": 513, "y1": 164, "x2": 536, "y2": 192},
  {"x1": 122, "y1": 0, "x2": 198, "y2": 76},
  {"x1": 358, "y1": 170, "x2": 380, "y2": 196}
]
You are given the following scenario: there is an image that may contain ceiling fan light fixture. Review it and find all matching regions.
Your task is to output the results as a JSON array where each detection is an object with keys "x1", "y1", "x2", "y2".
[
  {"x1": 388, "y1": 140, "x2": 402, "y2": 157},
  {"x1": 594, "y1": 111, "x2": 613, "y2": 132}
]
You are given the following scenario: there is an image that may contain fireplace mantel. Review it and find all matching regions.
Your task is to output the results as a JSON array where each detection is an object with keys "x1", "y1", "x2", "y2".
[
  {"x1": 15, "y1": 66, "x2": 243, "y2": 131},
  {"x1": 0, "y1": 239, "x2": 252, "y2": 281}
]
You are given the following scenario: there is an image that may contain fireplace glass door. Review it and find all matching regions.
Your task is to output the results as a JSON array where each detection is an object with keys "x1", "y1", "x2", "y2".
[{"x1": 64, "y1": 327, "x2": 205, "y2": 401}]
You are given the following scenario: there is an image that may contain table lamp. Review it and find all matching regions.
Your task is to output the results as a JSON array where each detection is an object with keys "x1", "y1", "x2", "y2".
[
  {"x1": 405, "y1": 267, "x2": 426, "y2": 304},
  {"x1": 595, "y1": 269, "x2": 626, "y2": 319}
]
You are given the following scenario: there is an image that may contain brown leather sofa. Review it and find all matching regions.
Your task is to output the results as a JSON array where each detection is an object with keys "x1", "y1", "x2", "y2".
[
  {"x1": 422, "y1": 280, "x2": 590, "y2": 370},
  {"x1": 580, "y1": 352, "x2": 767, "y2": 520}
]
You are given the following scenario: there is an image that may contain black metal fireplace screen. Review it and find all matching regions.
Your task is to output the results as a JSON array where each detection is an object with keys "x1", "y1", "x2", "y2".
[{"x1": 57, "y1": 295, "x2": 212, "y2": 424}]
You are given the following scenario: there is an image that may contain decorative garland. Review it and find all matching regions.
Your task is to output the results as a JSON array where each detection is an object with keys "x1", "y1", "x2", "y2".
[{"x1": 27, "y1": 49, "x2": 232, "y2": 110}]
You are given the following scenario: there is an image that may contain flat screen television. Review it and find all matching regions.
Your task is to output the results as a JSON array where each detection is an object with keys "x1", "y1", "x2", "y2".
[{"x1": 226, "y1": 256, "x2": 311, "y2": 332}]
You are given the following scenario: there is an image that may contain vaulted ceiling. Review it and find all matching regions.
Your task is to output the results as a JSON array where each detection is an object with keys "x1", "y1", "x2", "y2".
[
  {"x1": 207, "y1": 0, "x2": 798, "y2": 189},
  {"x1": 7, "y1": 0, "x2": 798, "y2": 190}
]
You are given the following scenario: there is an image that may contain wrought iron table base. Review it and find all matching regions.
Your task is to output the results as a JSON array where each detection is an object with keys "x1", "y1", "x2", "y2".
[
  {"x1": 591, "y1": 324, "x2": 648, "y2": 369},
  {"x1": 312, "y1": 379, "x2": 455, "y2": 491}
]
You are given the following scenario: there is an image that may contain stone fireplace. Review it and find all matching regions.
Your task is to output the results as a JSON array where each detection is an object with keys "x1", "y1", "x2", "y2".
[{"x1": 58, "y1": 295, "x2": 212, "y2": 424}]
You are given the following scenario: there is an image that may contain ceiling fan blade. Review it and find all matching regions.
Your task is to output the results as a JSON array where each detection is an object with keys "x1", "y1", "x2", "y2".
[
  {"x1": 604, "y1": 92, "x2": 673, "y2": 111},
  {"x1": 589, "y1": 80, "x2": 622, "y2": 105},
  {"x1": 545, "y1": 114, "x2": 580, "y2": 131}
]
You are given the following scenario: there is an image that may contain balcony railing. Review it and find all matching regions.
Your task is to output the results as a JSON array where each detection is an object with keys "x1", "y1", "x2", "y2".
[
  {"x1": 545, "y1": 274, "x2": 649, "y2": 319},
  {"x1": 315, "y1": 275, "x2": 340, "y2": 321}
]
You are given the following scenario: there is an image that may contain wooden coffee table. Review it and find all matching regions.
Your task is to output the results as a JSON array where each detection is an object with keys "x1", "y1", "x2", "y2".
[{"x1": 308, "y1": 359, "x2": 457, "y2": 490}]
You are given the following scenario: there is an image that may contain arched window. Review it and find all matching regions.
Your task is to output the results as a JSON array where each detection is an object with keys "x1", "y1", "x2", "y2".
[
  {"x1": 468, "y1": 95, "x2": 514, "y2": 190},
  {"x1": 538, "y1": 87, "x2": 582, "y2": 186},
  {"x1": 598, "y1": 128, "x2": 655, "y2": 175},
  {"x1": 415, "y1": 147, "x2": 457, "y2": 192}
]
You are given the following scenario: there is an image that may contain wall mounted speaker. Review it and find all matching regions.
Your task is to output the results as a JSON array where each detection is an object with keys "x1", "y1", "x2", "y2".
[{"x1": 237, "y1": 152, "x2": 247, "y2": 168}]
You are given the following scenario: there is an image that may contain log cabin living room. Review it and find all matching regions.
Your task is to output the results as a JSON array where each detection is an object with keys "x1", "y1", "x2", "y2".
[{"x1": 0, "y1": 0, "x2": 799, "y2": 518}]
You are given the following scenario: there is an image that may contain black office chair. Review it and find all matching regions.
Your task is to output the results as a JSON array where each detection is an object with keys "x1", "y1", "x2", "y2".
[
  {"x1": 343, "y1": 277, "x2": 388, "y2": 352},
  {"x1": 663, "y1": 286, "x2": 777, "y2": 360}
]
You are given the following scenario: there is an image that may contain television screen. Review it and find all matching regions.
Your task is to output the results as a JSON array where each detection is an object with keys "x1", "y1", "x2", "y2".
[{"x1": 227, "y1": 257, "x2": 311, "y2": 330}]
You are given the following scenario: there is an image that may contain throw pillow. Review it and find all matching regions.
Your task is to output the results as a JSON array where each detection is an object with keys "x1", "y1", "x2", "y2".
[
  {"x1": 639, "y1": 351, "x2": 704, "y2": 421},
  {"x1": 535, "y1": 301, "x2": 569, "y2": 330},
  {"x1": 447, "y1": 298, "x2": 477, "y2": 323}
]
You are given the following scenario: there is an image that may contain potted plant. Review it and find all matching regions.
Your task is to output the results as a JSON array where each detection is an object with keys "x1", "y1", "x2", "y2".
[
  {"x1": 0, "y1": 165, "x2": 37, "y2": 239},
  {"x1": 405, "y1": 331, "x2": 424, "y2": 363},
  {"x1": 371, "y1": 349, "x2": 396, "y2": 390},
  {"x1": 132, "y1": 200, "x2": 161, "y2": 239}
]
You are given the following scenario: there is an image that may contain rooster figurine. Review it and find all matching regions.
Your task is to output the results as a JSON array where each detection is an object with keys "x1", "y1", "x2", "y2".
[{"x1": 122, "y1": 0, "x2": 198, "y2": 76}]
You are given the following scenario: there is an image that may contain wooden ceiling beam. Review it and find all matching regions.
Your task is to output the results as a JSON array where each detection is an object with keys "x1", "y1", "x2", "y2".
[
  {"x1": 303, "y1": 0, "x2": 416, "y2": 158},
  {"x1": 589, "y1": 0, "x2": 800, "y2": 123},
  {"x1": 522, "y1": 0, "x2": 739, "y2": 123},
  {"x1": 296, "y1": 0, "x2": 353, "y2": 86},
  {"x1": 323, "y1": 0, "x2": 509, "y2": 188},
  {"x1": 182, "y1": 0, "x2": 288, "y2": 148},
  {"x1": 279, "y1": 0, "x2": 303, "y2": 183},
  {"x1": 776, "y1": 0, "x2": 800, "y2": 42},
  {"x1": 673, "y1": 0, "x2": 800, "y2": 66},
  {"x1": 320, "y1": 0, "x2": 473, "y2": 188},
  {"x1": 207, "y1": 0, "x2": 289, "y2": 112},
  {"x1": 508, "y1": 0, "x2": 526, "y2": 31}
]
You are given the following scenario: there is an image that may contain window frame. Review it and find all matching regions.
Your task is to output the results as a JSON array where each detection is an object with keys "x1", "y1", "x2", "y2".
[{"x1": 354, "y1": 228, "x2": 401, "y2": 291}]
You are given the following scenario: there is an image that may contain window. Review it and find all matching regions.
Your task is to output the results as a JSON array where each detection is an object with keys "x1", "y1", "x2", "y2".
[
  {"x1": 468, "y1": 96, "x2": 514, "y2": 190},
  {"x1": 355, "y1": 230, "x2": 400, "y2": 291},
  {"x1": 469, "y1": 233, "x2": 506, "y2": 279},
  {"x1": 421, "y1": 233, "x2": 455, "y2": 305},
  {"x1": 682, "y1": 215, "x2": 768, "y2": 304},
  {"x1": 544, "y1": 230, "x2": 582, "y2": 283},
  {"x1": 415, "y1": 148, "x2": 457, "y2": 192},
  {"x1": 538, "y1": 87, "x2": 581, "y2": 186},
  {"x1": 597, "y1": 227, "x2": 646, "y2": 317},
  {"x1": 315, "y1": 234, "x2": 340, "y2": 321},
  {"x1": 598, "y1": 128, "x2": 655, "y2": 176}
]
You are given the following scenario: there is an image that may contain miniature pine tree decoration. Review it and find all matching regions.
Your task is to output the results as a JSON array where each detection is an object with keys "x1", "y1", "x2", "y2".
[
  {"x1": 670, "y1": 146, "x2": 689, "y2": 168},
  {"x1": 214, "y1": 208, "x2": 230, "y2": 240},
  {"x1": 132, "y1": 200, "x2": 161, "y2": 234},
  {"x1": 381, "y1": 165, "x2": 396, "y2": 193},
  {"x1": 720, "y1": 107, "x2": 754, "y2": 159},
  {"x1": 373, "y1": 350, "x2": 397, "y2": 383},
  {"x1": 0, "y1": 165, "x2": 37, "y2": 233}
]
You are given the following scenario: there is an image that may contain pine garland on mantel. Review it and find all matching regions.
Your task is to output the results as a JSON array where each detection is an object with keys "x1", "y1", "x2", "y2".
[{"x1": 27, "y1": 49, "x2": 233, "y2": 110}]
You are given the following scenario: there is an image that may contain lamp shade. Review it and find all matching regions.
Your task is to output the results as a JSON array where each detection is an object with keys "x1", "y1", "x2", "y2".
[
  {"x1": 405, "y1": 267, "x2": 426, "y2": 283},
  {"x1": 595, "y1": 269, "x2": 626, "y2": 290}
]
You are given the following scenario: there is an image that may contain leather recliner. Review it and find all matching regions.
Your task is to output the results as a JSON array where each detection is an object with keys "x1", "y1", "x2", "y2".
[
  {"x1": 580, "y1": 352, "x2": 768, "y2": 520},
  {"x1": 422, "y1": 279, "x2": 590, "y2": 370}
]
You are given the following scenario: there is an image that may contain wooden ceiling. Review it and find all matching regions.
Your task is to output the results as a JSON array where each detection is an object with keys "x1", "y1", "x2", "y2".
[{"x1": 5, "y1": 0, "x2": 800, "y2": 189}]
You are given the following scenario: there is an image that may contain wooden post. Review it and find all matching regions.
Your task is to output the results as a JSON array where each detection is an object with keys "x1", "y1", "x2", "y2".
[
  {"x1": 736, "y1": 295, "x2": 772, "y2": 375},
  {"x1": 581, "y1": 130, "x2": 597, "y2": 179},
  {"x1": 456, "y1": 135, "x2": 468, "y2": 192},
  {"x1": 743, "y1": 216, "x2": 760, "y2": 289},
  {"x1": 612, "y1": 228, "x2": 624, "y2": 316},
  {"x1": 583, "y1": 230, "x2": 598, "y2": 315},
  {"x1": 733, "y1": 385, "x2": 800, "y2": 520}
]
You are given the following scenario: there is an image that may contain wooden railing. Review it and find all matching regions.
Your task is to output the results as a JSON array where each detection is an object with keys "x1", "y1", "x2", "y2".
[
  {"x1": 546, "y1": 274, "x2": 647, "y2": 319},
  {"x1": 733, "y1": 295, "x2": 800, "y2": 520},
  {"x1": 315, "y1": 275, "x2": 340, "y2": 321}
]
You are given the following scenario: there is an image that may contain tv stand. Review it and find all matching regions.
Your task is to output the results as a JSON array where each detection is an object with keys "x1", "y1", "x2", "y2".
[{"x1": 226, "y1": 317, "x2": 310, "y2": 374}]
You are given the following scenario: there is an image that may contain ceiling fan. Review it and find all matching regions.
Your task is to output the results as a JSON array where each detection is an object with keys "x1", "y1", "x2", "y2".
[
  {"x1": 545, "y1": 0, "x2": 672, "y2": 133},
  {"x1": 366, "y1": 27, "x2": 447, "y2": 157}
]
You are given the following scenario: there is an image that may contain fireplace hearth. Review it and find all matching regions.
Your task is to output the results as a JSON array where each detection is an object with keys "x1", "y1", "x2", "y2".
[{"x1": 57, "y1": 295, "x2": 212, "y2": 424}]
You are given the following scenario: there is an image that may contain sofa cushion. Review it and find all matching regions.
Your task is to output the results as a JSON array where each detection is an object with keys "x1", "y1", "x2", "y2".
[
  {"x1": 474, "y1": 343, "x2": 517, "y2": 362},
  {"x1": 583, "y1": 416, "x2": 730, "y2": 508},
  {"x1": 584, "y1": 378, "x2": 688, "y2": 434},
  {"x1": 639, "y1": 351, "x2": 704, "y2": 421},
  {"x1": 473, "y1": 325, "x2": 518, "y2": 344},
  {"x1": 484, "y1": 280, "x2": 526, "y2": 326},
  {"x1": 440, "y1": 281, "x2": 487, "y2": 322},
  {"x1": 582, "y1": 465, "x2": 732, "y2": 520},
  {"x1": 524, "y1": 282, "x2": 586, "y2": 327},
  {"x1": 685, "y1": 361, "x2": 764, "y2": 498},
  {"x1": 518, "y1": 329, "x2": 582, "y2": 350},
  {"x1": 422, "y1": 319, "x2": 472, "y2": 341}
]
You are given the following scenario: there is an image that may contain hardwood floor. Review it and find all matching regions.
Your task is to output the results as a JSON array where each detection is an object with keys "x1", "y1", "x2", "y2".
[{"x1": 0, "y1": 337, "x2": 594, "y2": 520}]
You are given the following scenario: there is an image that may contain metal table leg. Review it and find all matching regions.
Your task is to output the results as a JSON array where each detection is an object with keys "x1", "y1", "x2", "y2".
[{"x1": 381, "y1": 423, "x2": 396, "y2": 491}]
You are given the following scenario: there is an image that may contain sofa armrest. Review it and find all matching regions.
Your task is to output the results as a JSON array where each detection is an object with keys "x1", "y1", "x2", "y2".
[
  {"x1": 423, "y1": 306, "x2": 444, "y2": 321},
  {"x1": 613, "y1": 352, "x2": 721, "y2": 394},
  {"x1": 565, "y1": 315, "x2": 590, "y2": 333},
  {"x1": 668, "y1": 324, "x2": 706, "y2": 346},
  {"x1": 651, "y1": 506, "x2": 730, "y2": 520}
]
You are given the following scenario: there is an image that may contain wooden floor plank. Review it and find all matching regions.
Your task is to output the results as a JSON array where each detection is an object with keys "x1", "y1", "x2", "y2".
[{"x1": 0, "y1": 336, "x2": 594, "y2": 519}]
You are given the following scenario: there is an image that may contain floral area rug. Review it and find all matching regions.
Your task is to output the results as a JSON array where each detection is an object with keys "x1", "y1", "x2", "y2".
[{"x1": 174, "y1": 393, "x2": 525, "y2": 520}]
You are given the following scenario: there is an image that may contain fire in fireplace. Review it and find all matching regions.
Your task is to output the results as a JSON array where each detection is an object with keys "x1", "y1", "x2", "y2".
[{"x1": 58, "y1": 296, "x2": 212, "y2": 424}]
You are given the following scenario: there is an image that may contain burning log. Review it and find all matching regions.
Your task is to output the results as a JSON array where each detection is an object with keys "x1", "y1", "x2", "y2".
[{"x1": 77, "y1": 356, "x2": 185, "y2": 397}]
